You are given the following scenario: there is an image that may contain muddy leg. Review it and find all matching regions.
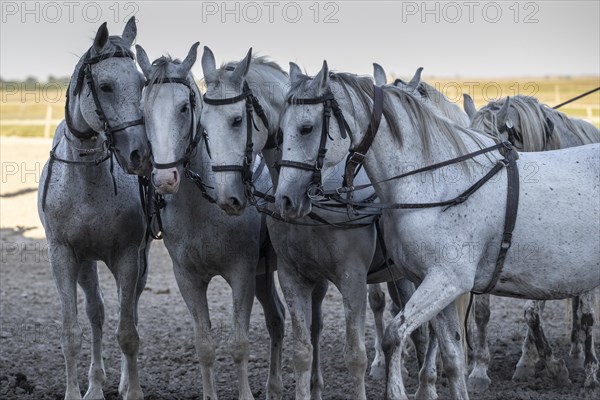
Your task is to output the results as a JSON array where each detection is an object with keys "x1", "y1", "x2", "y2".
[
  {"x1": 368, "y1": 283, "x2": 387, "y2": 379},
  {"x1": 467, "y1": 294, "x2": 491, "y2": 393}
]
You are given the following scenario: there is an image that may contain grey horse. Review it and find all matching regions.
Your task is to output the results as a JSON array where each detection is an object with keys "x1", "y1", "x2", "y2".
[
  {"x1": 136, "y1": 43, "x2": 285, "y2": 400},
  {"x1": 38, "y1": 18, "x2": 151, "y2": 400}
]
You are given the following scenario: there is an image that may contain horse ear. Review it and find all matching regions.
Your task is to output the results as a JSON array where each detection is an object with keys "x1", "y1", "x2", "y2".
[
  {"x1": 93, "y1": 22, "x2": 109, "y2": 52},
  {"x1": 289, "y1": 62, "x2": 303, "y2": 85},
  {"x1": 201, "y1": 46, "x2": 217, "y2": 84},
  {"x1": 231, "y1": 48, "x2": 252, "y2": 84},
  {"x1": 407, "y1": 67, "x2": 423, "y2": 91},
  {"x1": 463, "y1": 94, "x2": 477, "y2": 120},
  {"x1": 180, "y1": 41, "x2": 200, "y2": 74},
  {"x1": 497, "y1": 97, "x2": 511, "y2": 124},
  {"x1": 312, "y1": 60, "x2": 329, "y2": 92},
  {"x1": 135, "y1": 45, "x2": 152, "y2": 78},
  {"x1": 373, "y1": 63, "x2": 387, "y2": 86},
  {"x1": 121, "y1": 16, "x2": 137, "y2": 47}
]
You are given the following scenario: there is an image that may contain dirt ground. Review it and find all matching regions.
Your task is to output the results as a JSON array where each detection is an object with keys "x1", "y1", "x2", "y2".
[{"x1": 1, "y1": 137, "x2": 598, "y2": 399}]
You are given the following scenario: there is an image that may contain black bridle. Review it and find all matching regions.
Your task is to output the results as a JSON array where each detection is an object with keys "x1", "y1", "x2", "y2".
[
  {"x1": 66, "y1": 48, "x2": 145, "y2": 140},
  {"x1": 42, "y1": 48, "x2": 145, "y2": 211},
  {"x1": 497, "y1": 115, "x2": 554, "y2": 150},
  {"x1": 143, "y1": 77, "x2": 201, "y2": 169},
  {"x1": 278, "y1": 88, "x2": 352, "y2": 200},
  {"x1": 203, "y1": 81, "x2": 271, "y2": 197}
]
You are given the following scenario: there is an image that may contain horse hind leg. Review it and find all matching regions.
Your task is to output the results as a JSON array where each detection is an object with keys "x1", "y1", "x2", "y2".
[
  {"x1": 49, "y1": 244, "x2": 84, "y2": 400},
  {"x1": 467, "y1": 294, "x2": 492, "y2": 393},
  {"x1": 514, "y1": 300, "x2": 571, "y2": 386},
  {"x1": 578, "y1": 290, "x2": 599, "y2": 389},
  {"x1": 368, "y1": 283, "x2": 387, "y2": 379},
  {"x1": 254, "y1": 268, "x2": 286, "y2": 400},
  {"x1": 78, "y1": 262, "x2": 106, "y2": 400},
  {"x1": 568, "y1": 297, "x2": 586, "y2": 371}
]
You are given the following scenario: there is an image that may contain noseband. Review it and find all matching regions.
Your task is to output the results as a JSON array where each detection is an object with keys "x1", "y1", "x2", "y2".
[
  {"x1": 143, "y1": 77, "x2": 201, "y2": 169},
  {"x1": 279, "y1": 88, "x2": 352, "y2": 199},
  {"x1": 203, "y1": 81, "x2": 271, "y2": 190},
  {"x1": 66, "y1": 49, "x2": 145, "y2": 142}
]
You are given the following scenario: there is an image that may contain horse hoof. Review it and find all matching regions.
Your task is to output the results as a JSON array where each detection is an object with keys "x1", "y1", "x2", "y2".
[
  {"x1": 467, "y1": 376, "x2": 491, "y2": 393},
  {"x1": 83, "y1": 387, "x2": 105, "y2": 400},
  {"x1": 369, "y1": 363, "x2": 386, "y2": 380},
  {"x1": 512, "y1": 364, "x2": 535, "y2": 381},
  {"x1": 414, "y1": 386, "x2": 438, "y2": 400}
]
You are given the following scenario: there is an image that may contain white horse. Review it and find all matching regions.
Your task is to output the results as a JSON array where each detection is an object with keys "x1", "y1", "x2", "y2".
[
  {"x1": 465, "y1": 93, "x2": 599, "y2": 388},
  {"x1": 38, "y1": 19, "x2": 151, "y2": 400},
  {"x1": 135, "y1": 43, "x2": 285, "y2": 400},
  {"x1": 199, "y1": 47, "x2": 386, "y2": 400},
  {"x1": 275, "y1": 61, "x2": 599, "y2": 400}
]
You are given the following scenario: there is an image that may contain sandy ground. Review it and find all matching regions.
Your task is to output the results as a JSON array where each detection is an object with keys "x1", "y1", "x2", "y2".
[{"x1": 0, "y1": 137, "x2": 598, "y2": 399}]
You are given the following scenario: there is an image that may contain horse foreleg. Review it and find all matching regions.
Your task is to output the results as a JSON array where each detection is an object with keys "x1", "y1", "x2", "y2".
[
  {"x1": 467, "y1": 294, "x2": 492, "y2": 393},
  {"x1": 277, "y1": 265, "x2": 316, "y2": 400},
  {"x1": 173, "y1": 265, "x2": 217, "y2": 400},
  {"x1": 254, "y1": 270, "x2": 285, "y2": 400},
  {"x1": 78, "y1": 262, "x2": 106, "y2": 400},
  {"x1": 114, "y1": 253, "x2": 143, "y2": 400},
  {"x1": 415, "y1": 326, "x2": 439, "y2": 400},
  {"x1": 339, "y1": 275, "x2": 368, "y2": 400},
  {"x1": 227, "y1": 271, "x2": 255, "y2": 400},
  {"x1": 383, "y1": 272, "x2": 469, "y2": 400},
  {"x1": 49, "y1": 244, "x2": 83, "y2": 400},
  {"x1": 368, "y1": 283, "x2": 387, "y2": 379},
  {"x1": 579, "y1": 290, "x2": 599, "y2": 389},
  {"x1": 310, "y1": 280, "x2": 328, "y2": 400}
]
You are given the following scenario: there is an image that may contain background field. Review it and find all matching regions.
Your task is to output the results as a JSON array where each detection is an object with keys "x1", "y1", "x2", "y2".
[{"x1": 1, "y1": 76, "x2": 599, "y2": 138}]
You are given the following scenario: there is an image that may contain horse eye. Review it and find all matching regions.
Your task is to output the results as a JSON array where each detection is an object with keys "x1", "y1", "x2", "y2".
[
  {"x1": 232, "y1": 116, "x2": 243, "y2": 127},
  {"x1": 300, "y1": 125, "x2": 313, "y2": 135},
  {"x1": 100, "y1": 84, "x2": 113, "y2": 93},
  {"x1": 180, "y1": 104, "x2": 189, "y2": 113}
]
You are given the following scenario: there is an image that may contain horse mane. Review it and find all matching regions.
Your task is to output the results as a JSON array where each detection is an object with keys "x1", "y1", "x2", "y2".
[
  {"x1": 385, "y1": 87, "x2": 490, "y2": 162},
  {"x1": 418, "y1": 82, "x2": 470, "y2": 127},
  {"x1": 471, "y1": 95, "x2": 598, "y2": 151},
  {"x1": 286, "y1": 72, "x2": 404, "y2": 144}
]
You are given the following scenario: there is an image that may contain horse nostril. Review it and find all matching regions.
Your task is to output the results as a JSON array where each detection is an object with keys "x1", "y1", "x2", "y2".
[
  {"x1": 130, "y1": 150, "x2": 141, "y2": 167},
  {"x1": 282, "y1": 196, "x2": 293, "y2": 210},
  {"x1": 172, "y1": 170, "x2": 178, "y2": 182},
  {"x1": 229, "y1": 197, "x2": 241, "y2": 208}
]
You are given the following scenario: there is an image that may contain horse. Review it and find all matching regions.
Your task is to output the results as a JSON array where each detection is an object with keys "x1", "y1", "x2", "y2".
[
  {"x1": 198, "y1": 46, "x2": 386, "y2": 400},
  {"x1": 464, "y1": 93, "x2": 600, "y2": 388},
  {"x1": 135, "y1": 43, "x2": 286, "y2": 400},
  {"x1": 37, "y1": 18, "x2": 152, "y2": 400},
  {"x1": 274, "y1": 60, "x2": 599, "y2": 400}
]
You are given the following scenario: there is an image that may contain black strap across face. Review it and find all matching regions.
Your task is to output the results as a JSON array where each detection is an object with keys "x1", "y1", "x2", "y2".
[
  {"x1": 279, "y1": 88, "x2": 352, "y2": 199},
  {"x1": 66, "y1": 49, "x2": 144, "y2": 140},
  {"x1": 144, "y1": 77, "x2": 199, "y2": 169},
  {"x1": 203, "y1": 81, "x2": 271, "y2": 186}
]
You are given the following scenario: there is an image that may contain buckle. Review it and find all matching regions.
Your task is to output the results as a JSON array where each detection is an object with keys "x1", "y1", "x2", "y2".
[
  {"x1": 349, "y1": 151, "x2": 366, "y2": 164},
  {"x1": 500, "y1": 241, "x2": 511, "y2": 251}
]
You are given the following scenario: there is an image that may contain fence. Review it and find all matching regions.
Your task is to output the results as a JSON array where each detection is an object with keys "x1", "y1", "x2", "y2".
[{"x1": 1, "y1": 85, "x2": 598, "y2": 137}]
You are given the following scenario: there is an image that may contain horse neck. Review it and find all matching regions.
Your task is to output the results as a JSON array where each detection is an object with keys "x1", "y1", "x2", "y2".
[
  {"x1": 357, "y1": 92, "x2": 496, "y2": 202},
  {"x1": 547, "y1": 112, "x2": 599, "y2": 149}
]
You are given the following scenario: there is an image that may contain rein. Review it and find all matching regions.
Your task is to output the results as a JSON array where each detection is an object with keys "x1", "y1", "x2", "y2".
[{"x1": 284, "y1": 82, "x2": 520, "y2": 293}]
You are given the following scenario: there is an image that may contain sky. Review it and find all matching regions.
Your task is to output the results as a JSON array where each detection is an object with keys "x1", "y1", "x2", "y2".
[{"x1": 1, "y1": 0, "x2": 599, "y2": 81}]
